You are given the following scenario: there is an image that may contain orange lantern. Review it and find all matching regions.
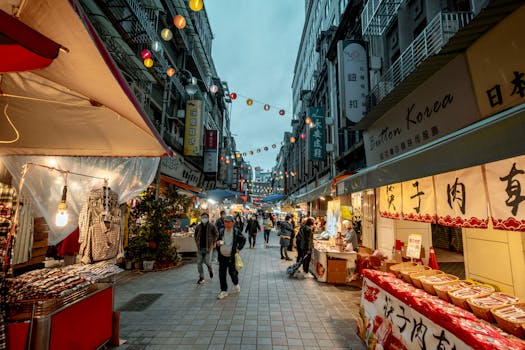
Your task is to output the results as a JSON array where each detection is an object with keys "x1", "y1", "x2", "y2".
[
  {"x1": 173, "y1": 15, "x2": 186, "y2": 29},
  {"x1": 305, "y1": 116, "x2": 312, "y2": 124},
  {"x1": 290, "y1": 136, "x2": 296, "y2": 143},
  {"x1": 166, "y1": 67, "x2": 176, "y2": 77}
]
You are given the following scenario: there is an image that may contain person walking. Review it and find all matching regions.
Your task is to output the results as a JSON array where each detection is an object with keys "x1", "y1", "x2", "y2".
[
  {"x1": 212, "y1": 210, "x2": 226, "y2": 264},
  {"x1": 279, "y1": 215, "x2": 293, "y2": 260},
  {"x1": 234, "y1": 213, "x2": 244, "y2": 232},
  {"x1": 263, "y1": 214, "x2": 273, "y2": 248},
  {"x1": 193, "y1": 212, "x2": 218, "y2": 284},
  {"x1": 245, "y1": 214, "x2": 260, "y2": 248},
  {"x1": 216, "y1": 215, "x2": 246, "y2": 299}
]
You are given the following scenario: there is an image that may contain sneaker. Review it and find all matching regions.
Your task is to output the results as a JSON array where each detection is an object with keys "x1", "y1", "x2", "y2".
[
  {"x1": 197, "y1": 277, "x2": 205, "y2": 284},
  {"x1": 234, "y1": 284, "x2": 241, "y2": 293},
  {"x1": 208, "y1": 267, "x2": 214, "y2": 279},
  {"x1": 217, "y1": 291, "x2": 228, "y2": 299}
]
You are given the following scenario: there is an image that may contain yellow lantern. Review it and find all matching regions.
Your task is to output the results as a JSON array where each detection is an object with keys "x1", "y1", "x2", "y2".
[
  {"x1": 246, "y1": 99, "x2": 253, "y2": 106},
  {"x1": 189, "y1": 0, "x2": 203, "y2": 12},
  {"x1": 173, "y1": 15, "x2": 186, "y2": 29},
  {"x1": 143, "y1": 58, "x2": 154, "y2": 68},
  {"x1": 161, "y1": 28, "x2": 173, "y2": 41}
]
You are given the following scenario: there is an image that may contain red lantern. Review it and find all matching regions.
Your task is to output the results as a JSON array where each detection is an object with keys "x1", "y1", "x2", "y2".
[
  {"x1": 279, "y1": 109, "x2": 285, "y2": 116},
  {"x1": 230, "y1": 92, "x2": 237, "y2": 100},
  {"x1": 141, "y1": 49, "x2": 152, "y2": 59},
  {"x1": 173, "y1": 15, "x2": 186, "y2": 29}
]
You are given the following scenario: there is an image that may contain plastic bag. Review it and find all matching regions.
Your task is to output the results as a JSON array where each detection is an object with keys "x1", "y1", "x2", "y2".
[{"x1": 235, "y1": 253, "x2": 243, "y2": 270}]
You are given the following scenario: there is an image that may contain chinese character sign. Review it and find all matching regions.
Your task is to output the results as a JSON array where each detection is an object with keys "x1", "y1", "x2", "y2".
[
  {"x1": 434, "y1": 166, "x2": 488, "y2": 228},
  {"x1": 485, "y1": 155, "x2": 525, "y2": 231},
  {"x1": 308, "y1": 107, "x2": 325, "y2": 161},
  {"x1": 183, "y1": 100, "x2": 203, "y2": 156},
  {"x1": 379, "y1": 183, "x2": 401, "y2": 219},
  {"x1": 402, "y1": 176, "x2": 436, "y2": 223}
]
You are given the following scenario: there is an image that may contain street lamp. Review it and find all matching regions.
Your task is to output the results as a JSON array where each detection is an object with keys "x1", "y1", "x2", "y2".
[{"x1": 180, "y1": 70, "x2": 198, "y2": 96}]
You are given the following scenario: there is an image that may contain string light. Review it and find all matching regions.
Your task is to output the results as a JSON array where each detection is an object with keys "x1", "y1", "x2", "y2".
[
  {"x1": 173, "y1": 15, "x2": 186, "y2": 29},
  {"x1": 143, "y1": 58, "x2": 154, "y2": 68},
  {"x1": 166, "y1": 67, "x2": 176, "y2": 77},
  {"x1": 141, "y1": 49, "x2": 152, "y2": 59},
  {"x1": 161, "y1": 28, "x2": 173, "y2": 41},
  {"x1": 189, "y1": 0, "x2": 203, "y2": 12}
]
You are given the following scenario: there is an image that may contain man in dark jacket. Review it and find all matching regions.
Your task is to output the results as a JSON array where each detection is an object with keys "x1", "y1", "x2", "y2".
[
  {"x1": 216, "y1": 215, "x2": 246, "y2": 299},
  {"x1": 194, "y1": 212, "x2": 218, "y2": 284},
  {"x1": 244, "y1": 214, "x2": 261, "y2": 248}
]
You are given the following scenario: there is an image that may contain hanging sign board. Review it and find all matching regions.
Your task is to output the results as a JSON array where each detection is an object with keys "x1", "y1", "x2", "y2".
[{"x1": 406, "y1": 234, "x2": 422, "y2": 259}]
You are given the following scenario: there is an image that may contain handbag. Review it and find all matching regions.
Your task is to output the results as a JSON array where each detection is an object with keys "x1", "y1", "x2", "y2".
[{"x1": 234, "y1": 252, "x2": 243, "y2": 270}]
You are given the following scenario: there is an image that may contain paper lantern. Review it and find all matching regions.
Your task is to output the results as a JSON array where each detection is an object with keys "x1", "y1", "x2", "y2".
[
  {"x1": 225, "y1": 159, "x2": 230, "y2": 164},
  {"x1": 300, "y1": 133, "x2": 306, "y2": 139},
  {"x1": 141, "y1": 49, "x2": 152, "y2": 59},
  {"x1": 173, "y1": 15, "x2": 186, "y2": 29},
  {"x1": 279, "y1": 109, "x2": 285, "y2": 116},
  {"x1": 272, "y1": 144, "x2": 276, "y2": 149},
  {"x1": 256, "y1": 149, "x2": 261, "y2": 153},
  {"x1": 166, "y1": 67, "x2": 176, "y2": 77},
  {"x1": 161, "y1": 28, "x2": 173, "y2": 41},
  {"x1": 246, "y1": 99, "x2": 253, "y2": 106},
  {"x1": 264, "y1": 146, "x2": 268, "y2": 151},
  {"x1": 264, "y1": 104, "x2": 270, "y2": 111},
  {"x1": 249, "y1": 151, "x2": 254, "y2": 155},
  {"x1": 220, "y1": 156, "x2": 224, "y2": 161},
  {"x1": 143, "y1": 58, "x2": 154, "y2": 68},
  {"x1": 305, "y1": 116, "x2": 312, "y2": 124},
  {"x1": 229, "y1": 92, "x2": 237, "y2": 100},
  {"x1": 210, "y1": 84, "x2": 218, "y2": 94},
  {"x1": 290, "y1": 136, "x2": 296, "y2": 143},
  {"x1": 242, "y1": 152, "x2": 246, "y2": 156},
  {"x1": 151, "y1": 40, "x2": 162, "y2": 52},
  {"x1": 189, "y1": 0, "x2": 203, "y2": 12},
  {"x1": 236, "y1": 153, "x2": 241, "y2": 158}
]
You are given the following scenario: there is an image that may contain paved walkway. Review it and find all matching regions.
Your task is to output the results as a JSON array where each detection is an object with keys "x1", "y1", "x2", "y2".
[{"x1": 110, "y1": 233, "x2": 366, "y2": 350}]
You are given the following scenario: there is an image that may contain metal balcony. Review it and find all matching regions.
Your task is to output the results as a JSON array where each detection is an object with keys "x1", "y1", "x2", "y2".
[
  {"x1": 369, "y1": 11, "x2": 473, "y2": 106},
  {"x1": 361, "y1": 0, "x2": 404, "y2": 37}
]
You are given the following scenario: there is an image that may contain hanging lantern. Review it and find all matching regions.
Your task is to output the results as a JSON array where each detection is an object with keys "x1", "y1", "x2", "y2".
[
  {"x1": 143, "y1": 58, "x2": 154, "y2": 68},
  {"x1": 246, "y1": 99, "x2": 253, "y2": 106},
  {"x1": 279, "y1": 109, "x2": 285, "y2": 116},
  {"x1": 173, "y1": 15, "x2": 186, "y2": 29},
  {"x1": 141, "y1": 49, "x2": 152, "y2": 59},
  {"x1": 229, "y1": 92, "x2": 237, "y2": 100},
  {"x1": 166, "y1": 67, "x2": 176, "y2": 77},
  {"x1": 263, "y1": 104, "x2": 270, "y2": 111},
  {"x1": 220, "y1": 156, "x2": 224, "y2": 161},
  {"x1": 264, "y1": 146, "x2": 268, "y2": 151},
  {"x1": 249, "y1": 151, "x2": 254, "y2": 155},
  {"x1": 151, "y1": 40, "x2": 162, "y2": 52},
  {"x1": 225, "y1": 159, "x2": 230, "y2": 164},
  {"x1": 290, "y1": 136, "x2": 296, "y2": 143},
  {"x1": 242, "y1": 152, "x2": 247, "y2": 156},
  {"x1": 236, "y1": 153, "x2": 241, "y2": 158},
  {"x1": 257, "y1": 149, "x2": 261, "y2": 153},
  {"x1": 305, "y1": 116, "x2": 312, "y2": 124},
  {"x1": 210, "y1": 84, "x2": 218, "y2": 94},
  {"x1": 272, "y1": 144, "x2": 276, "y2": 149},
  {"x1": 300, "y1": 133, "x2": 306, "y2": 139},
  {"x1": 161, "y1": 28, "x2": 173, "y2": 41},
  {"x1": 189, "y1": 0, "x2": 203, "y2": 12}
]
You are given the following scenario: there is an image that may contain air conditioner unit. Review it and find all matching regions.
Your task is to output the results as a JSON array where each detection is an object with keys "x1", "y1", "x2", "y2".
[
  {"x1": 370, "y1": 56, "x2": 382, "y2": 70},
  {"x1": 326, "y1": 143, "x2": 334, "y2": 152}
]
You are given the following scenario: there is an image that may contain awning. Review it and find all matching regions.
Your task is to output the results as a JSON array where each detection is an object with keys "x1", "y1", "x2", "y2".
[
  {"x1": 260, "y1": 194, "x2": 287, "y2": 203},
  {"x1": 340, "y1": 103, "x2": 525, "y2": 193},
  {"x1": 292, "y1": 181, "x2": 332, "y2": 204},
  {"x1": 160, "y1": 175, "x2": 202, "y2": 195},
  {"x1": 0, "y1": 0, "x2": 169, "y2": 157}
]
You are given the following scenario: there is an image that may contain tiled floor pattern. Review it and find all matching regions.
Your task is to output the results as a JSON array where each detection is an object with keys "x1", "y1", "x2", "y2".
[{"x1": 110, "y1": 233, "x2": 366, "y2": 350}]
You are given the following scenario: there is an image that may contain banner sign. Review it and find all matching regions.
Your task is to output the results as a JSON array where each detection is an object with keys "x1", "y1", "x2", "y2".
[
  {"x1": 203, "y1": 130, "x2": 218, "y2": 173},
  {"x1": 204, "y1": 129, "x2": 218, "y2": 150},
  {"x1": 183, "y1": 100, "x2": 203, "y2": 156},
  {"x1": 401, "y1": 176, "x2": 436, "y2": 223},
  {"x1": 379, "y1": 183, "x2": 401, "y2": 219},
  {"x1": 308, "y1": 107, "x2": 326, "y2": 161}
]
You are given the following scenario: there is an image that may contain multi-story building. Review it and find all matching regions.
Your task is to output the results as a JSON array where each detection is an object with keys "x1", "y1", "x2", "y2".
[{"x1": 78, "y1": 0, "x2": 235, "y2": 193}]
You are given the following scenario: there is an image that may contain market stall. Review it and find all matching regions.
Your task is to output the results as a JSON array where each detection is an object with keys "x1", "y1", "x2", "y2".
[{"x1": 310, "y1": 240, "x2": 357, "y2": 284}]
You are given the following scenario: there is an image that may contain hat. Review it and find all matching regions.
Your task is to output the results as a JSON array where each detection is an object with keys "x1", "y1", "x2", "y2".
[
  {"x1": 224, "y1": 215, "x2": 234, "y2": 221},
  {"x1": 200, "y1": 212, "x2": 209, "y2": 217}
]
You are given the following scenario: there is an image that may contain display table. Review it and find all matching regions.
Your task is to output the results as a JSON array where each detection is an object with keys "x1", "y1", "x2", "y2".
[
  {"x1": 358, "y1": 269, "x2": 525, "y2": 349},
  {"x1": 310, "y1": 242, "x2": 357, "y2": 283},
  {"x1": 171, "y1": 235, "x2": 197, "y2": 253}
]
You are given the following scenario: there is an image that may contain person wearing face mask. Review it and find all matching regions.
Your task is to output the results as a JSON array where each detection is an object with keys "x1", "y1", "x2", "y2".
[{"x1": 194, "y1": 212, "x2": 218, "y2": 284}]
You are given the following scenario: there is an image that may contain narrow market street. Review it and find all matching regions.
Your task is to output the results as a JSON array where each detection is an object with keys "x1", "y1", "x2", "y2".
[{"x1": 111, "y1": 232, "x2": 366, "y2": 350}]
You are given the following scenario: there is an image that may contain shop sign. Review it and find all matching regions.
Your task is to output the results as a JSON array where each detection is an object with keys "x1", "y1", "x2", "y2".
[
  {"x1": 485, "y1": 155, "x2": 525, "y2": 231},
  {"x1": 363, "y1": 55, "x2": 480, "y2": 166},
  {"x1": 308, "y1": 107, "x2": 326, "y2": 161},
  {"x1": 406, "y1": 234, "x2": 422, "y2": 259},
  {"x1": 434, "y1": 165, "x2": 488, "y2": 228},
  {"x1": 337, "y1": 40, "x2": 368, "y2": 124},
  {"x1": 326, "y1": 199, "x2": 341, "y2": 235},
  {"x1": 379, "y1": 182, "x2": 401, "y2": 219},
  {"x1": 203, "y1": 130, "x2": 218, "y2": 173},
  {"x1": 183, "y1": 99, "x2": 203, "y2": 157},
  {"x1": 401, "y1": 176, "x2": 436, "y2": 223},
  {"x1": 466, "y1": 6, "x2": 525, "y2": 118},
  {"x1": 160, "y1": 156, "x2": 201, "y2": 187}
]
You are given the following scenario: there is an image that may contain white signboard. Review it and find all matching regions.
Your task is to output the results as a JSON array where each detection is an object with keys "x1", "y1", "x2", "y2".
[
  {"x1": 406, "y1": 234, "x2": 422, "y2": 259},
  {"x1": 363, "y1": 55, "x2": 480, "y2": 166},
  {"x1": 160, "y1": 157, "x2": 201, "y2": 187}
]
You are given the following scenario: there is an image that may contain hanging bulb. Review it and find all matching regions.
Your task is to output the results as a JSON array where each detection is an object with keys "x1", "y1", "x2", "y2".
[
  {"x1": 173, "y1": 15, "x2": 187, "y2": 29},
  {"x1": 55, "y1": 185, "x2": 68, "y2": 227},
  {"x1": 290, "y1": 136, "x2": 296, "y2": 143},
  {"x1": 305, "y1": 116, "x2": 312, "y2": 124},
  {"x1": 246, "y1": 99, "x2": 253, "y2": 106},
  {"x1": 151, "y1": 40, "x2": 162, "y2": 52},
  {"x1": 189, "y1": 0, "x2": 203, "y2": 12},
  {"x1": 141, "y1": 49, "x2": 152, "y2": 59},
  {"x1": 279, "y1": 109, "x2": 285, "y2": 116},
  {"x1": 161, "y1": 28, "x2": 173, "y2": 41},
  {"x1": 144, "y1": 58, "x2": 154, "y2": 68},
  {"x1": 263, "y1": 104, "x2": 270, "y2": 111},
  {"x1": 229, "y1": 92, "x2": 237, "y2": 100},
  {"x1": 210, "y1": 84, "x2": 218, "y2": 94}
]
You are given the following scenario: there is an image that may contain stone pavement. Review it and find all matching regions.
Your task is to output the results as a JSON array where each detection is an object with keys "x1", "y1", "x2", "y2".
[{"x1": 110, "y1": 233, "x2": 366, "y2": 350}]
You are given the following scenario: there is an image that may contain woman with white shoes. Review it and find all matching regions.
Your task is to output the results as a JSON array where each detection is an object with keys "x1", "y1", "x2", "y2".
[{"x1": 216, "y1": 215, "x2": 246, "y2": 299}]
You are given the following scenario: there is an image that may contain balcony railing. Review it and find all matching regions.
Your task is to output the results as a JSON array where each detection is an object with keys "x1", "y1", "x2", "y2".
[
  {"x1": 361, "y1": 0, "x2": 404, "y2": 37},
  {"x1": 369, "y1": 11, "x2": 473, "y2": 106}
]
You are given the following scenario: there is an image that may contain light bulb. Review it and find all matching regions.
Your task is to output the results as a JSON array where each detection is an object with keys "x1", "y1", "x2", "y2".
[{"x1": 55, "y1": 202, "x2": 68, "y2": 227}]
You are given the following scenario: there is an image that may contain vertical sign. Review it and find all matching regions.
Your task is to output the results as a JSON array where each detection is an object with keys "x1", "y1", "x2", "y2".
[
  {"x1": 337, "y1": 40, "x2": 368, "y2": 124},
  {"x1": 183, "y1": 100, "x2": 203, "y2": 156},
  {"x1": 203, "y1": 130, "x2": 218, "y2": 173},
  {"x1": 308, "y1": 107, "x2": 325, "y2": 161}
]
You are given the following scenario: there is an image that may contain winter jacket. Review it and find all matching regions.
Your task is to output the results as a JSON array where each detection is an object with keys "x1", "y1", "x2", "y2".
[
  {"x1": 245, "y1": 219, "x2": 260, "y2": 235},
  {"x1": 296, "y1": 225, "x2": 314, "y2": 250},
  {"x1": 194, "y1": 222, "x2": 218, "y2": 252}
]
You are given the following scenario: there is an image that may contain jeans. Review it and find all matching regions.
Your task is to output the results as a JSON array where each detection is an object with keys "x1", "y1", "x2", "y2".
[
  {"x1": 218, "y1": 253, "x2": 238, "y2": 292},
  {"x1": 196, "y1": 248, "x2": 212, "y2": 278},
  {"x1": 248, "y1": 234, "x2": 257, "y2": 247},
  {"x1": 264, "y1": 229, "x2": 271, "y2": 243}
]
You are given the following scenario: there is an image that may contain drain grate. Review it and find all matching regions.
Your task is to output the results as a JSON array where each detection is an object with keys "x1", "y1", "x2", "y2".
[{"x1": 119, "y1": 293, "x2": 163, "y2": 311}]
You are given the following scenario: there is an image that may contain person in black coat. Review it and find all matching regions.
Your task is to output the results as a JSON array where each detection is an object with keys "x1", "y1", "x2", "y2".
[
  {"x1": 244, "y1": 214, "x2": 261, "y2": 248},
  {"x1": 216, "y1": 216, "x2": 246, "y2": 299}
]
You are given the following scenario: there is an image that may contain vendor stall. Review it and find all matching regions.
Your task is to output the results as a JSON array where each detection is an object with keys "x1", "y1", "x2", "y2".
[{"x1": 310, "y1": 240, "x2": 357, "y2": 283}]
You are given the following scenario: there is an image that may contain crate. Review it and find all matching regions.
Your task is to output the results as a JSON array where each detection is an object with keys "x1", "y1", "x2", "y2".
[
  {"x1": 420, "y1": 274, "x2": 459, "y2": 295},
  {"x1": 467, "y1": 293, "x2": 520, "y2": 323},
  {"x1": 491, "y1": 303, "x2": 525, "y2": 338},
  {"x1": 448, "y1": 285, "x2": 495, "y2": 311},
  {"x1": 410, "y1": 270, "x2": 443, "y2": 289},
  {"x1": 327, "y1": 258, "x2": 347, "y2": 284},
  {"x1": 434, "y1": 280, "x2": 474, "y2": 302}
]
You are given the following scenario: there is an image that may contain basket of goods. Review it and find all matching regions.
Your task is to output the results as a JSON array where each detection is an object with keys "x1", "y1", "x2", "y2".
[
  {"x1": 399, "y1": 265, "x2": 431, "y2": 283},
  {"x1": 467, "y1": 293, "x2": 520, "y2": 323},
  {"x1": 490, "y1": 303, "x2": 525, "y2": 338},
  {"x1": 448, "y1": 285, "x2": 495, "y2": 310},
  {"x1": 434, "y1": 280, "x2": 474, "y2": 302},
  {"x1": 389, "y1": 262, "x2": 418, "y2": 277},
  {"x1": 409, "y1": 270, "x2": 444, "y2": 289},
  {"x1": 420, "y1": 274, "x2": 459, "y2": 295}
]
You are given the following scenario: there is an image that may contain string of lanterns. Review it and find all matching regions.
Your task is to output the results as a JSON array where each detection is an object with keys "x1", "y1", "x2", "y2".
[{"x1": 227, "y1": 91, "x2": 294, "y2": 119}]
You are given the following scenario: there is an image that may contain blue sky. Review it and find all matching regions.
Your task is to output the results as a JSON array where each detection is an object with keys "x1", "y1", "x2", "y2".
[{"x1": 205, "y1": 1, "x2": 305, "y2": 172}]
